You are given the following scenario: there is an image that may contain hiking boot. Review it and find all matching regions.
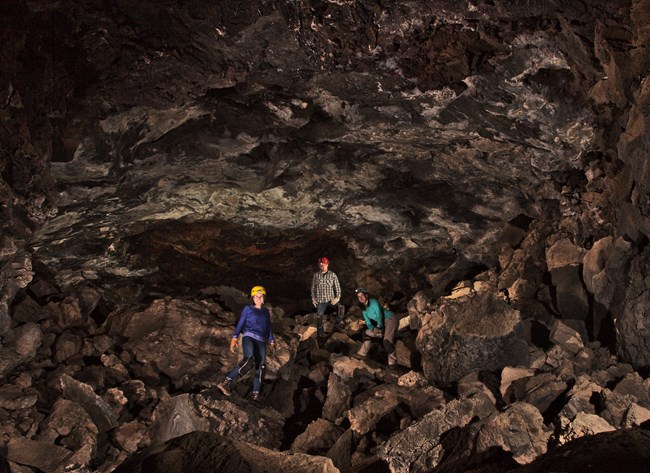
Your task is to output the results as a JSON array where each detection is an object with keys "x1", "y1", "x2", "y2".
[
  {"x1": 217, "y1": 378, "x2": 232, "y2": 396},
  {"x1": 357, "y1": 340, "x2": 372, "y2": 357}
]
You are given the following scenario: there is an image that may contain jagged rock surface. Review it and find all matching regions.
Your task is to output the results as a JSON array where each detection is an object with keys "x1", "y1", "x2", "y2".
[{"x1": 1, "y1": 0, "x2": 650, "y2": 472}]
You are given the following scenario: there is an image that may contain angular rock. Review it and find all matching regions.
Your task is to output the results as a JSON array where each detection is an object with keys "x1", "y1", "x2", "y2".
[
  {"x1": 330, "y1": 354, "x2": 383, "y2": 381},
  {"x1": 621, "y1": 403, "x2": 650, "y2": 428},
  {"x1": 147, "y1": 393, "x2": 210, "y2": 446},
  {"x1": 407, "y1": 290, "x2": 431, "y2": 329},
  {"x1": 556, "y1": 374, "x2": 601, "y2": 423},
  {"x1": 500, "y1": 366, "x2": 536, "y2": 403},
  {"x1": 618, "y1": 250, "x2": 650, "y2": 369},
  {"x1": 112, "y1": 430, "x2": 338, "y2": 473},
  {"x1": 379, "y1": 392, "x2": 496, "y2": 473},
  {"x1": 418, "y1": 289, "x2": 530, "y2": 386},
  {"x1": 397, "y1": 370, "x2": 430, "y2": 389},
  {"x1": 326, "y1": 428, "x2": 353, "y2": 473},
  {"x1": 347, "y1": 384, "x2": 443, "y2": 436},
  {"x1": 290, "y1": 418, "x2": 344, "y2": 454},
  {"x1": 0, "y1": 323, "x2": 43, "y2": 377},
  {"x1": 152, "y1": 389, "x2": 286, "y2": 449},
  {"x1": 0, "y1": 385, "x2": 38, "y2": 411},
  {"x1": 60, "y1": 374, "x2": 119, "y2": 432},
  {"x1": 475, "y1": 402, "x2": 551, "y2": 464},
  {"x1": 613, "y1": 372, "x2": 650, "y2": 407},
  {"x1": 549, "y1": 319, "x2": 585, "y2": 354},
  {"x1": 519, "y1": 372, "x2": 567, "y2": 416},
  {"x1": 457, "y1": 371, "x2": 497, "y2": 405},
  {"x1": 599, "y1": 389, "x2": 640, "y2": 428},
  {"x1": 556, "y1": 411, "x2": 615, "y2": 445},
  {"x1": 545, "y1": 238, "x2": 588, "y2": 320},
  {"x1": 52, "y1": 298, "x2": 87, "y2": 329},
  {"x1": 321, "y1": 372, "x2": 353, "y2": 423},
  {"x1": 510, "y1": 428, "x2": 650, "y2": 473},
  {"x1": 39, "y1": 398, "x2": 98, "y2": 441},
  {"x1": 5, "y1": 436, "x2": 74, "y2": 473},
  {"x1": 54, "y1": 331, "x2": 83, "y2": 362},
  {"x1": 113, "y1": 420, "x2": 148, "y2": 453},
  {"x1": 582, "y1": 236, "x2": 614, "y2": 298},
  {"x1": 116, "y1": 299, "x2": 237, "y2": 389}
]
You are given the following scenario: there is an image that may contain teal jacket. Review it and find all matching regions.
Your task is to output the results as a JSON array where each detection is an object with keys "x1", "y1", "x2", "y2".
[{"x1": 361, "y1": 298, "x2": 394, "y2": 329}]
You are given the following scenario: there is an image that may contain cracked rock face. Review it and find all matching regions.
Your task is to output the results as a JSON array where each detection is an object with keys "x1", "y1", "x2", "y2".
[
  {"x1": 2, "y1": 0, "x2": 640, "y2": 309},
  {"x1": 2, "y1": 0, "x2": 650, "y2": 472}
]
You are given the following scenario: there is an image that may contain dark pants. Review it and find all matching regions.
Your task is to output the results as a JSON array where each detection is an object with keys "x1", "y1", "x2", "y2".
[
  {"x1": 226, "y1": 336, "x2": 267, "y2": 393},
  {"x1": 316, "y1": 302, "x2": 342, "y2": 336}
]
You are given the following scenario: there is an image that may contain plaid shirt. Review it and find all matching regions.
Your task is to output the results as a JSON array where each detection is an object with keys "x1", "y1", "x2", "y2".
[{"x1": 311, "y1": 270, "x2": 341, "y2": 303}]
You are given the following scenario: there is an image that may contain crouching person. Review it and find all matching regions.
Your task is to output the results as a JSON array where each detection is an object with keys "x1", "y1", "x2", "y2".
[
  {"x1": 355, "y1": 288, "x2": 400, "y2": 366},
  {"x1": 217, "y1": 285, "x2": 275, "y2": 401}
]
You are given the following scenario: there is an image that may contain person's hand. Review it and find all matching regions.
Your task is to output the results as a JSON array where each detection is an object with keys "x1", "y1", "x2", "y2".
[
  {"x1": 372, "y1": 327, "x2": 381, "y2": 337},
  {"x1": 331, "y1": 297, "x2": 340, "y2": 305},
  {"x1": 312, "y1": 299, "x2": 318, "y2": 307},
  {"x1": 230, "y1": 338, "x2": 239, "y2": 353},
  {"x1": 269, "y1": 341, "x2": 276, "y2": 352}
]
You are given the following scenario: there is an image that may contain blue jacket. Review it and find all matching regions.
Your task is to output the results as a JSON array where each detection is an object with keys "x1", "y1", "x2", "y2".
[
  {"x1": 362, "y1": 298, "x2": 394, "y2": 329},
  {"x1": 232, "y1": 305, "x2": 275, "y2": 344}
]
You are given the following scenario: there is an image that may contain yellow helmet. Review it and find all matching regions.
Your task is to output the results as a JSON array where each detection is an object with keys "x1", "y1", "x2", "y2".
[{"x1": 250, "y1": 285, "x2": 266, "y2": 296}]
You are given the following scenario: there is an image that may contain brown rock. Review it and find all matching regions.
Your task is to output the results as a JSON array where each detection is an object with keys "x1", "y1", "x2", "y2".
[
  {"x1": 290, "y1": 418, "x2": 344, "y2": 454},
  {"x1": 5, "y1": 436, "x2": 73, "y2": 473},
  {"x1": 112, "y1": 430, "x2": 339, "y2": 473}
]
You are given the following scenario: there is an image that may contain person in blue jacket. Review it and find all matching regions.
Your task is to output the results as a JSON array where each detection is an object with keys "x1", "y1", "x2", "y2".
[
  {"x1": 355, "y1": 288, "x2": 400, "y2": 366},
  {"x1": 217, "y1": 285, "x2": 275, "y2": 401}
]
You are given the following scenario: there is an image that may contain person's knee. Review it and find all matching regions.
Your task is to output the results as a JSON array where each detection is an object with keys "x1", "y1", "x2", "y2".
[{"x1": 238, "y1": 356, "x2": 255, "y2": 375}]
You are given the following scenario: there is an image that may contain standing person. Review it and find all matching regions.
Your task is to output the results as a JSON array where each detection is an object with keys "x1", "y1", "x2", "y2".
[
  {"x1": 217, "y1": 285, "x2": 275, "y2": 401},
  {"x1": 355, "y1": 288, "x2": 400, "y2": 366},
  {"x1": 311, "y1": 257, "x2": 342, "y2": 337}
]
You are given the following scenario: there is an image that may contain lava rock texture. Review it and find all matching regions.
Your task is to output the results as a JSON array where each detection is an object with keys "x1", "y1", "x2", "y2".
[{"x1": 1, "y1": 0, "x2": 650, "y2": 472}]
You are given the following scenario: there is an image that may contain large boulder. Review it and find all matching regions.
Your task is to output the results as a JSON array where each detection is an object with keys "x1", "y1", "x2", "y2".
[
  {"x1": 545, "y1": 238, "x2": 588, "y2": 320},
  {"x1": 418, "y1": 289, "x2": 530, "y2": 386},
  {"x1": 618, "y1": 250, "x2": 650, "y2": 369},
  {"x1": 379, "y1": 392, "x2": 496, "y2": 473},
  {"x1": 112, "y1": 430, "x2": 338, "y2": 473},
  {"x1": 148, "y1": 390, "x2": 285, "y2": 449}
]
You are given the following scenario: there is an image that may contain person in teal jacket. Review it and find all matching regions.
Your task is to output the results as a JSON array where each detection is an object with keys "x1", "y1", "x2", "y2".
[{"x1": 354, "y1": 288, "x2": 400, "y2": 365}]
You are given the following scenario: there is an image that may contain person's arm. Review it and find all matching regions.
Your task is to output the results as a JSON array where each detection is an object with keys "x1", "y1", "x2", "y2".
[
  {"x1": 311, "y1": 273, "x2": 318, "y2": 305},
  {"x1": 232, "y1": 306, "x2": 248, "y2": 338},
  {"x1": 362, "y1": 307, "x2": 374, "y2": 329},
  {"x1": 331, "y1": 273, "x2": 341, "y2": 304},
  {"x1": 333, "y1": 274, "x2": 341, "y2": 299},
  {"x1": 230, "y1": 307, "x2": 248, "y2": 352},
  {"x1": 265, "y1": 309, "x2": 275, "y2": 344},
  {"x1": 366, "y1": 299, "x2": 384, "y2": 329}
]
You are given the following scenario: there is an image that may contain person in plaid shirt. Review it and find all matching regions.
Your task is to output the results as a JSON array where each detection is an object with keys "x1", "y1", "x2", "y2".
[{"x1": 311, "y1": 257, "x2": 342, "y2": 337}]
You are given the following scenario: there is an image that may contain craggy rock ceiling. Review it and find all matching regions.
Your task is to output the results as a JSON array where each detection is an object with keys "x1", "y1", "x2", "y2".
[
  {"x1": 2, "y1": 0, "x2": 650, "y2": 471},
  {"x1": 2, "y1": 2, "x2": 650, "y2": 340},
  {"x1": 4, "y1": 0, "x2": 648, "y2": 312}
]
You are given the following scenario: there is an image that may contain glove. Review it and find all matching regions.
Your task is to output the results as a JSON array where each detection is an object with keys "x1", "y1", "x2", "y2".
[
  {"x1": 331, "y1": 297, "x2": 340, "y2": 305},
  {"x1": 230, "y1": 338, "x2": 239, "y2": 353},
  {"x1": 312, "y1": 299, "x2": 318, "y2": 308},
  {"x1": 365, "y1": 328, "x2": 382, "y2": 338}
]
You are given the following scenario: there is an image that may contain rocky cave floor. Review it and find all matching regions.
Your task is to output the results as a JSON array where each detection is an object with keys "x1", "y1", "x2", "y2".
[
  {"x1": 2, "y1": 1, "x2": 650, "y2": 472},
  {"x1": 0, "y1": 270, "x2": 649, "y2": 473}
]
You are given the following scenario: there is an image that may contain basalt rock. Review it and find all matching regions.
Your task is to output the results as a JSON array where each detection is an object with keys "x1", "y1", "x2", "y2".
[
  {"x1": 112, "y1": 430, "x2": 339, "y2": 473},
  {"x1": 418, "y1": 285, "x2": 530, "y2": 387},
  {"x1": 2, "y1": 1, "x2": 650, "y2": 472}
]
